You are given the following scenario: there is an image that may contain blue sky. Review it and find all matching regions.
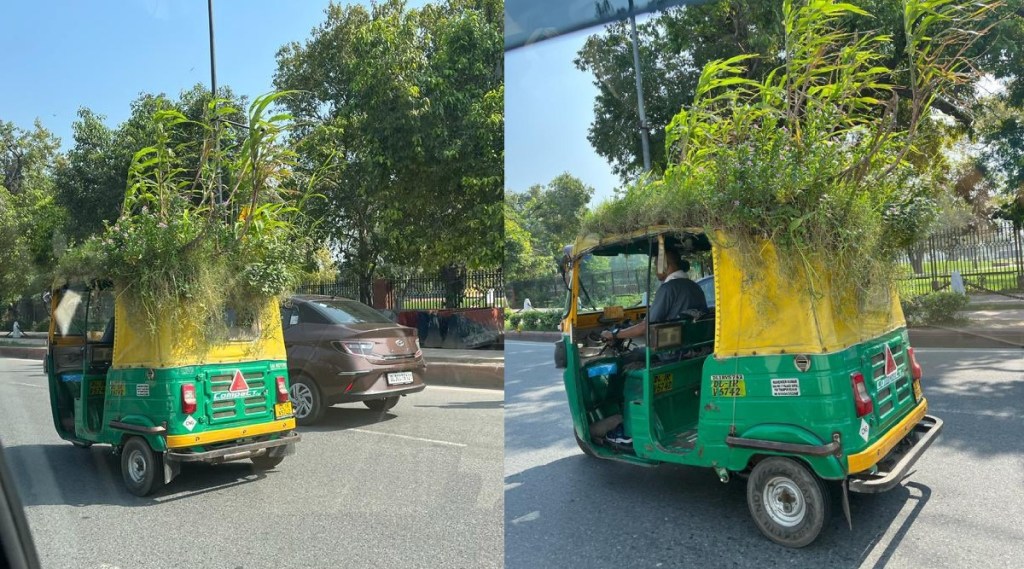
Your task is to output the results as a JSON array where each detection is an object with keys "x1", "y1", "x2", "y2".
[
  {"x1": 0, "y1": 0, "x2": 425, "y2": 149},
  {"x1": 505, "y1": 28, "x2": 622, "y2": 204}
]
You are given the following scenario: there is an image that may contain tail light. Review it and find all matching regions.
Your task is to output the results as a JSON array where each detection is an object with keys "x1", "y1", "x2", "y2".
[
  {"x1": 851, "y1": 372, "x2": 873, "y2": 417},
  {"x1": 332, "y1": 341, "x2": 375, "y2": 356},
  {"x1": 181, "y1": 383, "x2": 197, "y2": 415},
  {"x1": 275, "y1": 376, "x2": 289, "y2": 403},
  {"x1": 907, "y1": 347, "x2": 922, "y2": 381}
]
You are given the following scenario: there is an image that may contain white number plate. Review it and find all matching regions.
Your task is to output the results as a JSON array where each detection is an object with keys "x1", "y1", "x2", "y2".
[{"x1": 387, "y1": 371, "x2": 414, "y2": 385}]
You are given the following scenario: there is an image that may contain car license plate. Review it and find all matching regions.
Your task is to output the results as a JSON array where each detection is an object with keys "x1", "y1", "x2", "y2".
[
  {"x1": 274, "y1": 401, "x2": 293, "y2": 419},
  {"x1": 387, "y1": 371, "x2": 414, "y2": 385}
]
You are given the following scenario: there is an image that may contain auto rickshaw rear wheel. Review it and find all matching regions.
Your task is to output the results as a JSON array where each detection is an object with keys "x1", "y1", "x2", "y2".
[
  {"x1": 120, "y1": 437, "x2": 165, "y2": 497},
  {"x1": 250, "y1": 454, "x2": 286, "y2": 470},
  {"x1": 746, "y1": 457, "x2": 830, "y2": 548},
  {"x1": 71, "y1": 440, "x2": 92, "y2": 449}
]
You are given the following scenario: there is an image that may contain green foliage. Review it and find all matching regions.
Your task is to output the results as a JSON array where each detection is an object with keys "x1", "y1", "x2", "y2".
[
  {"x1": 55, "y1": 92, "x2": 314, "y2": 340},
  {"x1": 507, "y1": 309, "x2": 563, "y2": 331},
  {"x1": 586, "y1": 0, "x2": 996, "y2": 297},
  {"x1": 507, "y1": 172, "x2": 594, "y2": 273},
  {"x1": 901, "y1": 291, "x2": 969, "y2": 325},
  {"x1": 0, "y1": 120, "x2": 64, "y2": 305},
  {"x1": 274, "y1": 0, "x2": 503, "y2": 302}
]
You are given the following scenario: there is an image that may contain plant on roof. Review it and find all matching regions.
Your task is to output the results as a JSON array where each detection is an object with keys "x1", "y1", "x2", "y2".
[
  {"x1": 585, "y1": 0, "x2": 1000, "y2": 298},
  {"x1": 56, "y1": 91, "x2": 319, "y2": 341}
]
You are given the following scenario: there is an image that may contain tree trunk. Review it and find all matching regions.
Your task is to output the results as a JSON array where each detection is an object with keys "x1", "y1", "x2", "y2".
[{"x1": 905, "y1": 245, "x2": 925, "y2": 275}]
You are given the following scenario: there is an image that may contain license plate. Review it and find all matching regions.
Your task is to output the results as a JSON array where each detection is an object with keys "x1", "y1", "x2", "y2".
[
  {"x1": 387, "y1": 371, "x2": 414, "y2": 386},
  {"x1": 274, "y1": 401, "x2": 293, "y2": 419},
  {"x1": 654, "y1": 373, "x2": 673, "y2": 395},
  {"x1": 912, "y1": 380, "x2": 922, "y2": 401},
  {"x1": 711, "y1": 376, "x2": 746, "y2": 397}
]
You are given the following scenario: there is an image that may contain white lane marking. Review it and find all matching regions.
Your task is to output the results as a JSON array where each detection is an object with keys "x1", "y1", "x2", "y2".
[
  {"x1": 929, "y1": 407, "x2": 1023, "y2": 420},
  {"x1": 0, "y1": 382, "x2": 44, "y2": 389},
  {"x1": 511, "y1": 511, "x2": 540, "y2": 524},
  {"x1": 348, "y1": 428, "x2": 467, "y2": 447},
  {"x1": 426, "y1": 384, "x2": 503, "y2": 393}
]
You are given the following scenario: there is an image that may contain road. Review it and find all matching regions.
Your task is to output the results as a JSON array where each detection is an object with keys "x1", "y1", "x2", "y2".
[
  {"x1": 0, "y1": 357, "x2": 503, "y2": 569},
  {"x1": 505, "y1": 340, "x2": 1024, "y2": 569}
]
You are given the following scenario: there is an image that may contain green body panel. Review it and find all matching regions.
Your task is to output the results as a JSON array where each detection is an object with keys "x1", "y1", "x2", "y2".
[
  {"x1": 563, "y1": 327, "x2": 920, "y2": 479},
  {"x1": 48, "y1": 357, "x2": 290, "y2": 451}
]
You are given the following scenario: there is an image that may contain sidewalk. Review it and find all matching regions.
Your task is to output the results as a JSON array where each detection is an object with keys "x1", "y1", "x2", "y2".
[{"x1": 0, "y1": 339, "x2": 504, "y2": 389}]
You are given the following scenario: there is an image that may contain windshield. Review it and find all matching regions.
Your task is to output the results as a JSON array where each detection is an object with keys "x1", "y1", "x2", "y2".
[{"x1": 309, "y1": 299, "x2": 394, "y2": 324}]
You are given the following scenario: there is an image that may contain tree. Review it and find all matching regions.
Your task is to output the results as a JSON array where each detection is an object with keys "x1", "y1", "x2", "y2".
[
  {"x1": 54, "y1": 85, "x2": 247, "y2": 243},
  {"x1": 274, "y1": 0, "x2": 503, "y2": 306},
  {"x1": 0, "y1": 120, "x2": 64, "y2": 308},
  {"x1": 509, "y1": 173, "x2": 594, "y2": 261},
  {"x1": 576, "y1": 0, "x2": 1024, "y2": 182}
]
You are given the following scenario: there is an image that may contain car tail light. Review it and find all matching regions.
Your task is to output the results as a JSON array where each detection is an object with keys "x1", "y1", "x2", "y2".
[
  {"x1": 332, "y1": 340, "x2": 375, "y2": 356},
  {"x1": 181, "y1": 383, "x2": 197, "y2": 415},
  {"x1": 275, "y1": 376, "x2": 289, "y2": 403},
  {"x1": 907, "y1": 347, "x2": 922, "y2": 381},
  {"x1": 851, "y1": 372, "x2": 873, "y2": 417}
]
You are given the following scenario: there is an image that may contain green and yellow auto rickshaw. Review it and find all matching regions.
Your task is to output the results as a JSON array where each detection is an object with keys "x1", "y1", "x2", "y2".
[
  {"x1": 556, "y1": 226, "x2": 942, "y2": 547},
  {"x1": 45, "y1": 281, "x2": 300, "y2": 496}
]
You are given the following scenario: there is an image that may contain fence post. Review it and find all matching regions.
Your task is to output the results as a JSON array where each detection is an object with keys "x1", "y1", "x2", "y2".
[{"x1": 1016, "y1": 226, "x2": 1024, "y2": 290}]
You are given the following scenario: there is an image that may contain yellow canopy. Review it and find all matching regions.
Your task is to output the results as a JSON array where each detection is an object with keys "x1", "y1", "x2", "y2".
[
  {"x1": 113, "y1": 297, "x2": 286, "y2": 369},
  {"x1": 712, "y1": 232, "x2": 905, "y2": 356}
]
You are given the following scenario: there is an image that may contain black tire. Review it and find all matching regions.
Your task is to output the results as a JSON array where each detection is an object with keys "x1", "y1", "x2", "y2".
[
  {"x1": 120, "y1": 437, "x2": 165, "y2": 497},
  {"x1": 363, "y1": 396, "x2": 400, "y2": 412},
  {"x1": 289, "y1": 376, "x2": 325, "y2": 426},
  {"x1": 746, "y1": 457, "x2": 831, "y2": 548},
  {"x1": 574, "y1": 431, "x2": 598, "y2": 458},
  {"x1": 250, "y1": 454, "x2": 286, "y2": 470},
  {"x1": 71, "y1": 440, "x2": 92, "y2": 449}
]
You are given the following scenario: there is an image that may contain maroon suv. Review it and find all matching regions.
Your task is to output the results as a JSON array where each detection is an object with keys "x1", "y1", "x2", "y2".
[{"x1": 281, "y1": 295, "x2": 426, "y2": 425}]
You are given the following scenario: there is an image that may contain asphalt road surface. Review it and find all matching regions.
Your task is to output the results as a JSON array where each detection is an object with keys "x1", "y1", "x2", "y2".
[
  {"x1": 505, "y1": 340, "x2": 1024, "y2": 569},
  {"x1": 0, "y1": 357, "x2": 503, "y2": 569}
]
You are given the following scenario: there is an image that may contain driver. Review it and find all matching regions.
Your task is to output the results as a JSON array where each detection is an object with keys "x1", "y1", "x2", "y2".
[{"x1": 600, "y1": 247, "x2": 707, "y2": 346}]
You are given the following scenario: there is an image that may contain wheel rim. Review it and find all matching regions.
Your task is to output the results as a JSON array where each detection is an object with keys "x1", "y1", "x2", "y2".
[
  {"x1": 290, "y1": 382, "x2": 313, "y2": 419},
  {"x1": 762, "y1": 476, "x2": 806, "y2": 528},
  {"x1": 127, "y1": 449, "x2": 147, "y2": 484}
]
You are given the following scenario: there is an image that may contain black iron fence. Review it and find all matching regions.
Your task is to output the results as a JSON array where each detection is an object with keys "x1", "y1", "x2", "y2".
[
  {"x1": 297, "y1": 268, "x2": 506, "y2": 310},
  {"x1": 897, "y1": 222, "x2": 1024, "y2": 297}
]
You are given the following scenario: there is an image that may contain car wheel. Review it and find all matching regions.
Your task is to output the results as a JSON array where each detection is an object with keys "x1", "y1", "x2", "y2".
[
  {"x1": 746, "y1": 457, "x2": 831, "y2": 548},
  {"x1": 250, "y1": 454, "x2": 286, "y2": 470},
  {"x1": 120, "y1": 437, "x2": 164, "y2": 497},
  {"x1": 363, "y1": 396, "x2": 400, "y2": 412},
  {"x1": 289, "y1": 376, "x2": 324, "y2": 426}
]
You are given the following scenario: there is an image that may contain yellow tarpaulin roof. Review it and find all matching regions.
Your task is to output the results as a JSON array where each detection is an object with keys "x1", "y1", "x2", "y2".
[{"x1": 113, "y1": 297, "x2": 286, "y2": 369}]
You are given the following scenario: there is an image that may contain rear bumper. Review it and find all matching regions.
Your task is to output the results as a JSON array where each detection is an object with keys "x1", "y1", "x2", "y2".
[
  {"x1": 334, "y1": 383, "x2": 426, "y2": 403},
  {"x1": 165, "y1": 431, "x2": 301, "y2": 464},
  {"x1": 848, "y1": 414, "x2": 943, "y2": 493}
]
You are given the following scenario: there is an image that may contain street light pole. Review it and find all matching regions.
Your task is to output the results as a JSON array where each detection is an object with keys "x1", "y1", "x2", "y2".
[
  {"x1": 628, "y1": 0, "x2": 652, "y2": 172},
  {"x1": 207, "y1": 0, "x2": 222, "y2": 205}
]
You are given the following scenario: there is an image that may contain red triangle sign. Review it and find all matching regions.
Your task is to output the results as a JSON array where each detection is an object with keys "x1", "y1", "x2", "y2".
[
  {"x1": 883, "y1": 345, "x2": 898, "y2": 377},
  {"x1": 229, "y1": 370, "x2": 249, "y2": 392}
]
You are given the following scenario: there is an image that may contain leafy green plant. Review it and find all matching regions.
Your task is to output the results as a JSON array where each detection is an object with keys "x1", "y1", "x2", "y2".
[
  {"x1": 56, "y1": 92, "x2": 318, "y2": 341},
  {"x1": 901, "y1": 291, "x2": 969, "y2": 325},
  {"x1": 585, "y1": 0, "x2": 998, "y2": 300}
]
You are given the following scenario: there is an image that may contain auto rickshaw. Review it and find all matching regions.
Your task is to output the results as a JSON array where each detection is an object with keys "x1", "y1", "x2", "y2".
[
  {"x1": 555, "y1": 226, "x2": 943, "y2": 547},
  {"x1": 45, "y1": 281, "x2": 300, "y2": 496}
]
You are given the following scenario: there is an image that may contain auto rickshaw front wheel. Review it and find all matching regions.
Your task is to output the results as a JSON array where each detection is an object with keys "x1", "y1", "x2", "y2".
[
  {"x1": 120, "y1": 437, "x2": 165, "y2": 497},
  {"x1": 746, "y1": 457, "x2": 831, "y2": 548}
]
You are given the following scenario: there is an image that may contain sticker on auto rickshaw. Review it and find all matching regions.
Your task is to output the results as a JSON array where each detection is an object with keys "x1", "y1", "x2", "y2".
[
  {"x1": 653, "y1": 373, "x2": 673, "y2": 395},
  {"x1": 710, "y1": 375, "x2": 746, "y2": 397},
  {"x1": 770, "y1": 378, "x2": 800, "y2": 396}
]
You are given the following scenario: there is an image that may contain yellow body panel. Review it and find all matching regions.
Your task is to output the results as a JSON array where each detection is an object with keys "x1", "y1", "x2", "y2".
[
  {"x1": 712, "y1": 232, "x2": 905, "y2": 356},
  {"x1": 847, "y1": 398, "x2": 928, "y2": 473},
  {"x1": 113, "y1": 297, "x2": 287, "y2": 369},
  {"x1": 166, "y1": 417, "x2": 296, "y2": 449}
]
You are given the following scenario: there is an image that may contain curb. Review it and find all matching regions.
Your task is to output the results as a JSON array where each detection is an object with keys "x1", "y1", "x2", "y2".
[
  {"x1": 424, "y1": 361, "x2": 504, "y2": 390},
  {"x1": 0, "y1": 346, "x2": 506, "y2": 389}
]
